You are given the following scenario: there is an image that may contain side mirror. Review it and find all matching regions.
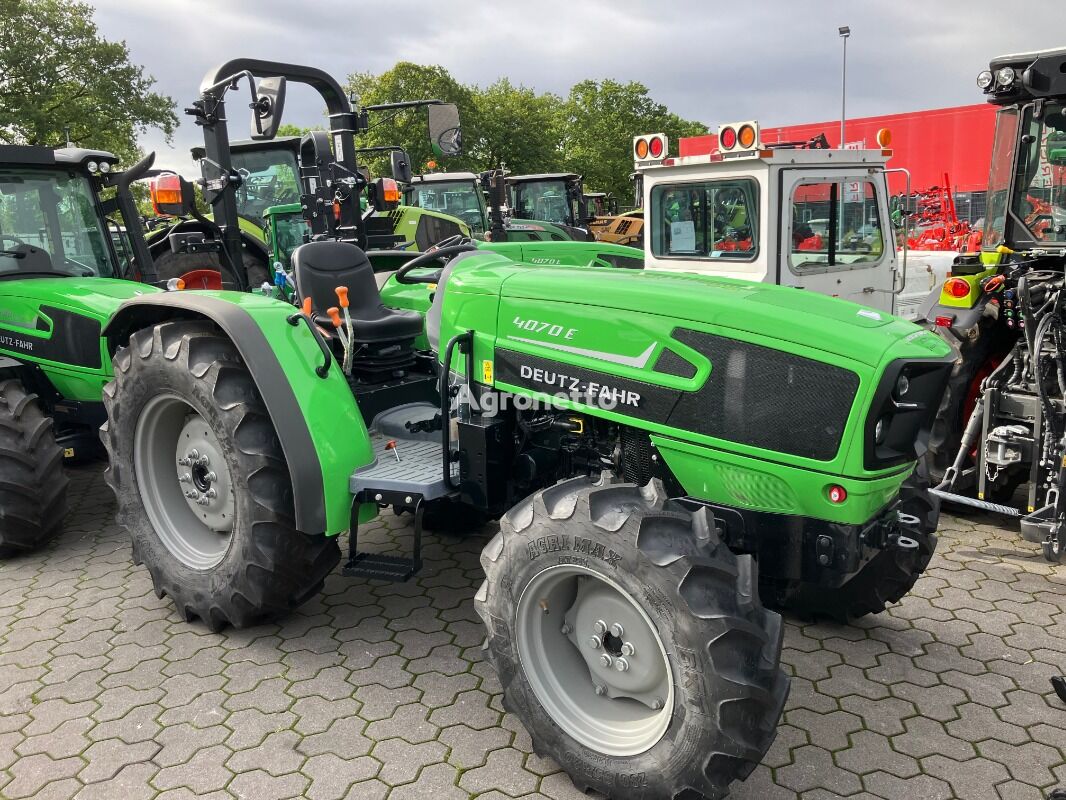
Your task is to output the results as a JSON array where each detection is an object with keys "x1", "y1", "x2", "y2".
[
  {"x1": 251, "y1": 76, "x2": 287, "y2": 140},
  {"x1": 150, "y1": 173, "x2": 196, "y2": 217},
  {"x1": 371, "y1": 177, "x2": 401, "y2": 211},
  {"x1": 428, "y1": 103, "x2": 462, "y2": 157},
  {"x1": 390, "y1": 150, "x2": 413, "y2": 184}
]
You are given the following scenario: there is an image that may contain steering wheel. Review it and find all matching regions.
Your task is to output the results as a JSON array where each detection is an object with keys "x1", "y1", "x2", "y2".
[
  {"x1": 394, "y1": 240, "x2": 478, "y2": 285},
  {"x1": 0, "y1": 233, "x2": 30, "y2": 250}
]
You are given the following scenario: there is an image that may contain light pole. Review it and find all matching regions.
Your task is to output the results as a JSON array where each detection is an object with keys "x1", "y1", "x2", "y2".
[{"x1": 838, "y1": 26, "x2": 851, "y2": 149}]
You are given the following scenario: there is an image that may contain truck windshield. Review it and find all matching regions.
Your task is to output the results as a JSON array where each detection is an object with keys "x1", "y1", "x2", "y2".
[
  {"x1": 512, "y1": 181, "x2": 573, "y2": 226},
  {"x1": 1008, "y1": 102, "x2": 1066, "y2": 245},
  {"x1": 231, "y1": 148, "x2": 301, "y2": 223},
  {"x1": 407, "y1": 180, "x2": 486, "y2": 233},
  {"x1": 0, "y1": 168, "x2": 115, "y2": 278}
]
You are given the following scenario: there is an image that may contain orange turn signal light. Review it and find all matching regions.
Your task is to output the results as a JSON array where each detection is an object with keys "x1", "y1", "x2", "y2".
[
  {"x1": 738, "y1": 124, "x2": 756, "y2": 149},
  {"x1": 634, "y1": 138, "x2": 649, "y2": 159}
]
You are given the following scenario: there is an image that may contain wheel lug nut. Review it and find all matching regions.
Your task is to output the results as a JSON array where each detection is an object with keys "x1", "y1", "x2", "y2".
[
  {"x1": 189, "y1": 449, "x2": 199, "y2": 459},
  {"x1": 206, "y1": 488, "x2": 217, "y2": 499},
  {"x1": 594, "y1": 684, "x2": 607, "y2": 696},
  {"x1": 179, "y1": 473, "x2": 192, "y2": 484},
  {"x1": 621, "y1": 642, "x2": 635, "y2": 656},
  {"x1": 205, "y1": 471, "x2": 217, "y2": 482},
  {"x1": 560, "y1": 624, "x2": 571, "y2": 636},
  {"x1": 588, "y1": 635, "x2": 601, "y2": 650},
  {"x1": 593, "y1": 620, "x2": 607, "y2": 635},
  {"x1": 615, "y1": 657, "x2": 629, "y2": 672},
  {"x1": 609, "y1": 622, "x2": 624, "y2": 638},
  {"x1": 183, "y1": 489, "x2": 197, "y2": 499},
  {"x1": 599, "y1": 654, "x2": 613, "y2": 668},
  {"x1": 177, "y1": 457, "x2": 191, "y2": 467}
]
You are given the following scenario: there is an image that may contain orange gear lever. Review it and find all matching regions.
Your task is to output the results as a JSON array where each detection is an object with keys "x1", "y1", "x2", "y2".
[
  {"x1": 326, "y1": 306, "x2": 342, "y2": 328},
  {"x1": 335, "y1": 286, "x2": 349, "y2": 308},
  {"x1": 302, "y1": 297, "x2": 312, "y2": 317}
]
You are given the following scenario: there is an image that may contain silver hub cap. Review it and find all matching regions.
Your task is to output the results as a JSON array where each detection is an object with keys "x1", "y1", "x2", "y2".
[
  {"x1": 134, "y1": 395, "x2": 234, "y2": 570},
  {"x1": 516, "y1": 565, "x2": 673, "y2": 756}
]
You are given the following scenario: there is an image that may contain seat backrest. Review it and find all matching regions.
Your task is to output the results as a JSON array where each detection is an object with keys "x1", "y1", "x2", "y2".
[{"x1": 292, "y1": 240, "x2": 381, "y2": 314}]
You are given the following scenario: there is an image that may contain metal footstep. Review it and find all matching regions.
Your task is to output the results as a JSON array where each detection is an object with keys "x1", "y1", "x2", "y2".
[{"x1": 343, "y1": 490, "x2": 424, "y2": 582}]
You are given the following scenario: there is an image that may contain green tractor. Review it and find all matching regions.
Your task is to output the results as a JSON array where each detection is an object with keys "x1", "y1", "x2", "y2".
[
  {"x1": 925, "y1": 47, "x2": 1066, "y2": 562},
  {"x1": 404, "y1": 169, "x2": 599, "y2": 243},
  {"x1": 508, "y1": 172, "x2": 596, "y2": 241},
  {"x1": 2, "y1": 59, "x2": 955, "y2": 799}
]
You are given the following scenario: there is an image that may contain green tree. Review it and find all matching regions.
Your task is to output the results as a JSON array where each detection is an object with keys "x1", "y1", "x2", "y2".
[
  {"x1": 472, "y1": 79, "x2": 563, "y2": 175},
  {"x1": 0, "y1": 0, "x2": 177, "y2": 162},
  {"x1": 346, "y1": 62, "x2": 478, "y2": 176},
  {"x1": 561, "y1": 79, "x2": 708, "y2": 201}
]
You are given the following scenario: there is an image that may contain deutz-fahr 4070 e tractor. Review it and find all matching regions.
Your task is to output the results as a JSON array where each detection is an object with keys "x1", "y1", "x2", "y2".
[
  {"x1": 1, "y1": 59, "x2": 954, "y2": 800},
  {"x1": 924, "y1": 47, "x2": 1066, "y2": 563}
]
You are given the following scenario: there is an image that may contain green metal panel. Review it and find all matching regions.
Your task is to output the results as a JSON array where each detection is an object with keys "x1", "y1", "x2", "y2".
[{"x1": 0, "y1": 277, "x2": 159, "y2": 400}]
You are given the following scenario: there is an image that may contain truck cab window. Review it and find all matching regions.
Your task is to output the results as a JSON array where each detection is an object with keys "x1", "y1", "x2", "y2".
[
  {"x1": 790, "y1": 180, "x2": 884, "y2": 271},
  {"x1": 650, "y1": 178, "x2": 758, "y2": 260}
]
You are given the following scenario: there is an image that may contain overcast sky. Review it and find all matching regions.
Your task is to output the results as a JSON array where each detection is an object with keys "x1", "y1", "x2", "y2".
[{"x1": 90, "y1": 0, "x2": 1066, "y2": 174}]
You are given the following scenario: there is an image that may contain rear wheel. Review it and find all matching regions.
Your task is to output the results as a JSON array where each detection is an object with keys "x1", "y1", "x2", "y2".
[
  {"x1": 476, "y1": 474, "x2": 788, "y2": 800},
  {"x1": 0, "y1": 378, "x2": 68, "y2": 556},
  {"x1": 102, "y1": 321, "x2": 339, "y2": 630}
]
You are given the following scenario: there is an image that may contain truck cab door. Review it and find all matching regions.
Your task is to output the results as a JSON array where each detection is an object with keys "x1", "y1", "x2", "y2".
[{"x1": 777, "y1": 170, "x2": 896, "y2": 314}]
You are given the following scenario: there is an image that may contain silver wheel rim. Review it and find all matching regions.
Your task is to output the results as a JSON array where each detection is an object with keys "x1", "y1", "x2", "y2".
[
  {"x1": 516, "y1": 564, "x2": 674, "y2": 756},
  {"x1": 134, "y1": 394, "x2": 235, "y2": 570}
]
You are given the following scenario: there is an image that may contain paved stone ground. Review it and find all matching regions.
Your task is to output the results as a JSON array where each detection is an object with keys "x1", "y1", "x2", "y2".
[{"x1": 1, "y1": 464, "x2": 1065, "y2": 800}]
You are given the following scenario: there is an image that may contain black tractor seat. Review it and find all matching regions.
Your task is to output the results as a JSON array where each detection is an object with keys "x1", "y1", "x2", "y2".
[
  {"x1": 292, "y1": 240, "x2": 422, "y2": 381},
  {"x1": 292, "y1": 240, "x2": 422, "y2": 344}
]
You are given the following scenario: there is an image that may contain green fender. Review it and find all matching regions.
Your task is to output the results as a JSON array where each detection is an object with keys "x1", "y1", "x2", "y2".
[{"x1": 103, "y1": 290, "x2": 372, "y2": 536}]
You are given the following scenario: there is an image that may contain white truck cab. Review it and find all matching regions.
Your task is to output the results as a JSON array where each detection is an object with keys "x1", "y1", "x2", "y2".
[{"x1": 634, "y1": 125, "x2": 924, "y2": 318}]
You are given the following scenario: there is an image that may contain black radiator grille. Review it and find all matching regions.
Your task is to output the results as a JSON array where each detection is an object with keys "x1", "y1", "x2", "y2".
[{"x1": 668, "y1": 329, "x2": 859, "y2": 461}]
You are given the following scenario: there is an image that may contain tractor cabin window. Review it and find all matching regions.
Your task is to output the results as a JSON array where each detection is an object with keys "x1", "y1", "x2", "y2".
[
  {"x1": 789, "y1": 180, "x2": 884, "y2": 271},
  {"x1": 650, "y1": 179, "x2": 759, "y2": 261}
]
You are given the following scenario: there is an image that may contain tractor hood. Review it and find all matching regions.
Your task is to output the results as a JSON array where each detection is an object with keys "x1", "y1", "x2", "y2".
[
  {"x1": 496, "y1": 267, "x2": 939, "y2": 368},
  {"x1": 0, "y1": 277, "x2": 159, "y2": 326}
]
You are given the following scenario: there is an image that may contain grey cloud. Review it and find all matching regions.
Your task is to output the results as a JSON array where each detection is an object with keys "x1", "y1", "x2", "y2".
[{"x1": 88, "y1": 0, "x2": 1066, "y2": 174}]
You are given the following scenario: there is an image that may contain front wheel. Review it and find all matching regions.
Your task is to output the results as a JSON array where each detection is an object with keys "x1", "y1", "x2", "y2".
[
  {"x1": 476, "y1": 475, "x2": 788, "y2": 800},
  {"x1": 101, "y1": 321, "x2": 339, "y2": 630}
]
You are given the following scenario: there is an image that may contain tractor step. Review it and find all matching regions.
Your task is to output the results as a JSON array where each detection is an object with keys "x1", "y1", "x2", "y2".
[
  {"x1": 343, "y1": 551, "x2": 423, "y2": 582},
  {"x1": 343, "y1": 488, "x2": 426, "y2": 583}
]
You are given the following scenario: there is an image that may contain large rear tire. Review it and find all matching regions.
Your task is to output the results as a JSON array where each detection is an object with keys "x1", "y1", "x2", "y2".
[
  {"x1": 476, "y1": 474, "x2": 788, "y2": 800},
  {"x1": 0, "y1": 378, "x2": 68, "y2": 556},
  {"x1": 101, "y1": 321, "x2": 339, "y2": 631}
]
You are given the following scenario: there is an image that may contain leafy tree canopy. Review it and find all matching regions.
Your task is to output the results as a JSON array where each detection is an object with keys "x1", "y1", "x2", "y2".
[{"x1": 0, "y1": 0, "x2": 177, "y2": 163}]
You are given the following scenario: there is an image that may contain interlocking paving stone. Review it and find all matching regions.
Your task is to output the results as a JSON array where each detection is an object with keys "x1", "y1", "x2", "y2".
[{"x1": 0, "y1": 463, "x2": 1063, "y2": 799}]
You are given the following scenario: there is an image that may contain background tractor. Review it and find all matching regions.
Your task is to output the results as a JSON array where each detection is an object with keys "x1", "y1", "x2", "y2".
[
  {"x1": 924, "y1": 47, "x2": 1066, "y2": 563},
  {"x1": 1, "y1": 57, "x2": 954, "y2": 800},
  {"x1": 404, "y1": 169, "x2": 602, "y2": 243},
  {"x1": 146, "y1": 97, "x2": 471, "y2": 290},
  {"x1": 0, "y1": 143, "x2": 155, "y2": 553},
  {"x1": 507, "y1": 172, "x2": 596, "y2": 240}
]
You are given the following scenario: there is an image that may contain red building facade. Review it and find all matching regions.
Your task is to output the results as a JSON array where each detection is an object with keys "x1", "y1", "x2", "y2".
[{"x1": 679, "y1": 104, "x2": 999, "y2": 198}]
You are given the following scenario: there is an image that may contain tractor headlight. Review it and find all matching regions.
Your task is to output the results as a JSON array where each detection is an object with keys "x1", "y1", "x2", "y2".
[
  {"x1": 99, "y1": 161, "x2": 111, "y2": 174},
  {"x1": 977, "y1": 70, "x2": 994, "y2": 89},
  {"x1": 86, "y1": 160, "x2": 98, "y2": 174},
  {"x1": 896, "y1": 374, "x2": 910, "y2": 398},
  {"x1": 996, "y1": 67, "x2": 1016, "y2": 87},
  {"x1": 865, "y1": 358, "x2": 953, "y2": 470}
]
